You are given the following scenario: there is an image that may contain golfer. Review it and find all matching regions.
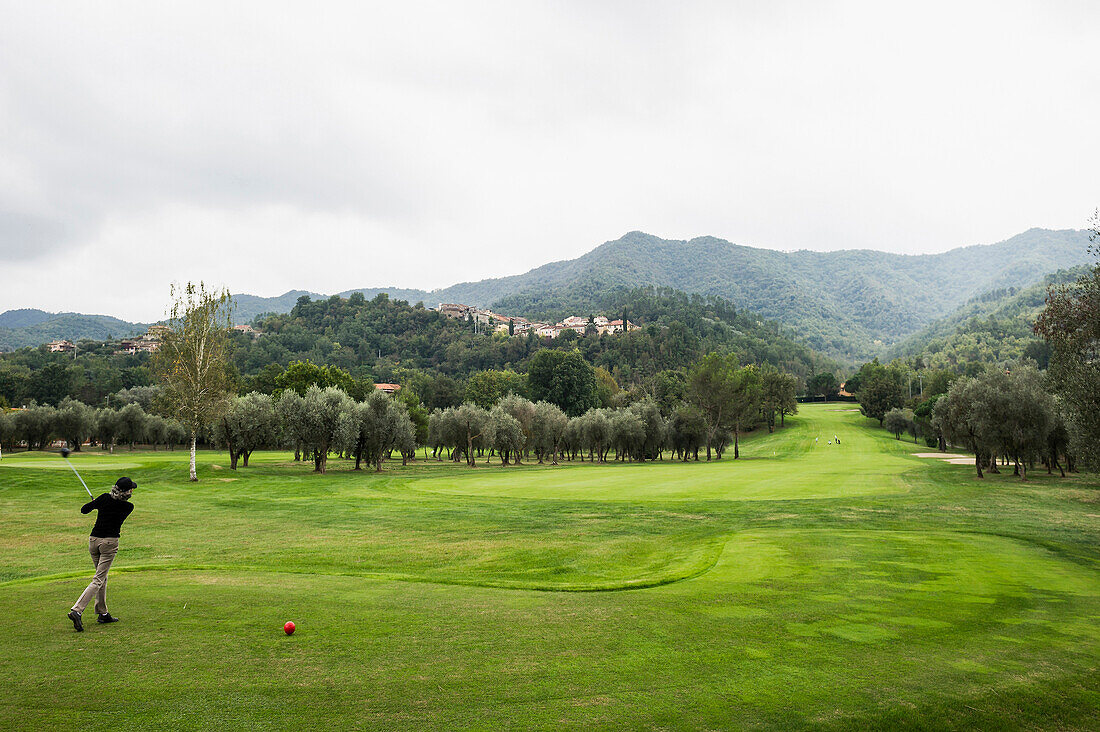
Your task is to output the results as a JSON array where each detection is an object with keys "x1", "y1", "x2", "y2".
[{"x1": 67, "y1": 477, "x2": 136, "y2": 631}]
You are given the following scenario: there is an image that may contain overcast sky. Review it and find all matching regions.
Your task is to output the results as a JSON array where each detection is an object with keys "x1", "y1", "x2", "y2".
[{"x1": 2, "y1": 1, "x2": 1098, "y2": 321}]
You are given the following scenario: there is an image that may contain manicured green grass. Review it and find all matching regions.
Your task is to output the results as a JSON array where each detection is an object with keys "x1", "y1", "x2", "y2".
[{"x1": 1, "y1": 404, "x2": 1098, "y2": 729}]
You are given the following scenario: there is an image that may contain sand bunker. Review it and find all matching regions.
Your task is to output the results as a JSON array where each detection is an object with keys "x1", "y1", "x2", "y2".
[
  {"x1": 912, "y1": 453, "x2": 970, "y2": 459},
  {"x1": 945, "y1": 458, "x2": 975, "y2": 465}
]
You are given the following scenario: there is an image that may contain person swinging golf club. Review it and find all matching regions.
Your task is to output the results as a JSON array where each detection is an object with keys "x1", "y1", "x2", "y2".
[{"x1": 67, "y1": 476, "x2": 136, "y2": 631}]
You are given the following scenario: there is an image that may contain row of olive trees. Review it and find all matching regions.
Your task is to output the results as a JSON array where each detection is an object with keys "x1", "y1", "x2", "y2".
[
  {"x1": 211, "y1": 386, "x2": 416, "y2": 473},
  {"x1": 425, "y1": 394, "x2": 753, "y2": 467},
  {"x1": 930, "y1": 366, "x2": 1070, "y2": 480},
  {"x1": 0, "y1": 398, "x2": 188, "y2": 454}
]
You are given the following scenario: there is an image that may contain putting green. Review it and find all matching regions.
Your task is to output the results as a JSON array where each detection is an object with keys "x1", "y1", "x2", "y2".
[{"x1": 406, "y1": 405, "x2": 918, "y2": 501}]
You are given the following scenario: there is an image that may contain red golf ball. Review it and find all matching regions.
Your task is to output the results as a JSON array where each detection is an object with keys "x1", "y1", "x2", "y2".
[{"x1": 284, "y1": 621, "x2": 295, "y2": 635}]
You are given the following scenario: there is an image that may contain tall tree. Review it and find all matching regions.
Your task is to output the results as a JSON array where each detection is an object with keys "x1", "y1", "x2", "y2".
[
  {"x1": 806, "y1": 372, "x2": 839, "y2": 401},
  {"x1": 274, "y1": 360, "x2": 367, "y2": 400},
  {"x1": 154, "y1": 282, "x2": 235, "y2": 481},
  {"x1": 27, "y1": 363, "x2": 74, "y2": 406},
  {"x1": 688, "y1": 352, "x2": 740, "y2": 460},
  {"x1": 760, "y1": 367, "x2": 799, "y2": 432},
  {"x1": 464, "y1": 370, "x2": 527, "y2": 409},
  {"x1": 855, "y1": 360, "x2": 905, "y2": 426},
  {"x1": 1035, "y1": 213, "x2": 1100, "y2": 468},
  {"x1": 526, "y1": 349, "x2": 598, "y2": 417},
  {"x1": 728, "y1": 365, "x2": 763, "y2": 459}
]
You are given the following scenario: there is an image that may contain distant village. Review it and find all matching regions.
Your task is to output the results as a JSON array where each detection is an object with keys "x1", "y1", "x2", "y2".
[
  {"x1": 435, "y1": 303, "x2": 639, "y2": 338},
  {"x1": 40, "y1": 299, "x2": 635, "y2": 357}
]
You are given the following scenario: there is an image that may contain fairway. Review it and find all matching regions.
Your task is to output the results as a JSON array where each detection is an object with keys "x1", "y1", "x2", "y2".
[{"x1": 2, "y1": 404, "x2": 1098, "y2": 729}]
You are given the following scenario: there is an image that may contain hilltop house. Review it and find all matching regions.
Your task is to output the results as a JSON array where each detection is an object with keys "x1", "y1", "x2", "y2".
[
  {"x1": 46, "y1": 340, "x2": 75, "y2": 353},
  {"x1": 437, "y1": 303, "x2": 474, "y2": 320},
  {"x1": 433, "y1": 302, "x2": 638, "y2": 339}
]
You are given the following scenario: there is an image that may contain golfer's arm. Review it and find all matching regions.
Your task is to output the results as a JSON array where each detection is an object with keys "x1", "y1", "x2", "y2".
[{"x1": 80, "y1": 495, "x2": 103, "y2": 514}]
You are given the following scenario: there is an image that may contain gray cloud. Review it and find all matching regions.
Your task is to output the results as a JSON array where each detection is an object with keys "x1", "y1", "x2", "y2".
[{"x1": 1, "y1": 1, "x2": 1098, "y2": 319}]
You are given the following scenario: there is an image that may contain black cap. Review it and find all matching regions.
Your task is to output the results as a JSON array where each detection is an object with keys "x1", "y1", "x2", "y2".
[{"x1": 115, "y1": 477, "x2": 137, "y2": 492}]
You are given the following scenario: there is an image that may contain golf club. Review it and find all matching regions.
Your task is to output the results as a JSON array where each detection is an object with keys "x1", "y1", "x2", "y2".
[{"x1": 60, "y1": 447, "x2": 93, "y2": 498}]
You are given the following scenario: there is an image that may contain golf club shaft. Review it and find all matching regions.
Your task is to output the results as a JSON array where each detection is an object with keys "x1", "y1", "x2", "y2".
[{"x1": 65, "y1": 459, "x2": 93, "y2": 497}]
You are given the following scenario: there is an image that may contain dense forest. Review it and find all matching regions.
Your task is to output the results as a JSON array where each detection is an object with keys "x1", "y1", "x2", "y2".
[
  {"x1": 235, "y1": 286, "x2": 837, "y2": 387},
  {"x1": 484, "y1": 229, "x2": 1092, "y2": 360},
  {"x1": 886, "y1": 268, "x2": 1086, "y2": 373},
  {"x1": 0, "y1": 286, "x2": 838, "y2": 410}
]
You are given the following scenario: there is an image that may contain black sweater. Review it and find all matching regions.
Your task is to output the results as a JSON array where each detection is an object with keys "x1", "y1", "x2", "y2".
[{"x1": 81, "y1": 493, "x2": 134, "y2": 538}]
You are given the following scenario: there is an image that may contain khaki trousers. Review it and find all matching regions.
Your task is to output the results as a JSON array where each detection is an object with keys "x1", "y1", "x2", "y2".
[{"x1": 72, "y1": 537, "x2": 118, "y2": 615}]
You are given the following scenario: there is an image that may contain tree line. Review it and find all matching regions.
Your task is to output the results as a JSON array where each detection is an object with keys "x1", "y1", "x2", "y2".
[
  {"x1": 844, "y1": 213, "x2": 1100, "y2": 476},
  {"x1": 0, "y1": 349, "x2": 800, "y2": 476},
  {"x1": 0, "y1": 397, "x2": 188, "y2": 455}
]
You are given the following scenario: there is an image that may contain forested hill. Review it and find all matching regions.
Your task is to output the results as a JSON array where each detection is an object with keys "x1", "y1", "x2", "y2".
[
  {"x1": 230, "y1": 227, "x2": 1092, "y2": 361},
  {"x1": 234, "y1": 287, "x2": 839, "y2": 389},
  {"x1": 885, "y1": 267, "x2": 1086, "y2": 372},
  {"x1": 483, "y1": 228, "x2": 1092, "y2": 360},
  {"x1": 0, "y1": 309, "x2": 147, "y2": 351}
]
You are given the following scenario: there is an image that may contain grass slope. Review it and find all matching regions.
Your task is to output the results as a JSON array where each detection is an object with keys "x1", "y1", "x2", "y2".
[{"x1": 1, "y1": 405, "x2": 1098, "y2": 729}]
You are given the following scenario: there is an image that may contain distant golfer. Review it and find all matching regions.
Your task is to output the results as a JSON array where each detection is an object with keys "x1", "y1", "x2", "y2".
[{"x1": 67, "y1": 477, "x2": 136, "y2": 631}]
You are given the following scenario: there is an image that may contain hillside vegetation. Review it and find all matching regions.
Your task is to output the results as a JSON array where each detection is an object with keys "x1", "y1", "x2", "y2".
[
  {"x1": 0, "y1": 310, "x2": 147, "y2": 351},
  {"x1": 237, "y1": 287, "x2": 838, "y2": 386},
  {"x1": 887, "y1": 268, "x2": 1086, "y2": 372},
  {"x1": 5, "y1": 228, "x2": 1089, "y2": 361},
  {"x1": 229, "y1": 227, "x2": 1092, "y2": 361}
]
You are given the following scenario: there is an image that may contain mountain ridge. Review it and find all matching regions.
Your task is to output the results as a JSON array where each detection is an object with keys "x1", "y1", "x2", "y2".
[{"x1": 2, "y1": 227, "x2": 1091, "y2": 358}]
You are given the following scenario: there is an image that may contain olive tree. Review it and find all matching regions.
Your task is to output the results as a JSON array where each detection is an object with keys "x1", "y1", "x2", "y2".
[
  {"x1": 276, "y1": 389, "x2": 310, "y2": 462},
  {"x1": 116, "y1": 402, "x2": 148, "y2": 451},
  {"x1": 610, "y1": 409, "x2": 646, "y2": 461},
  {"x1": 213, "y1": 392, "x2": 281, "y2": 469},
  {"x1": 451, "y1": 403, "x2": 489, "y2": 467},
  {"x1": 145, "y1": 415, "x2": 169, "y2": 450},
  {"x1": 883, "y1": 408, "x2": 910, "y2": 440},
  {"x1": 55, "y1": 397, "x2": 95, "y2": 451},
  {"x1": 579, "y1": 409, "x2": 612, "y2": 462},
  {"x1": 0, "y1": 411, "x2": 17, "y2": 457},
  {"x1": 16, "y1": 404, "x2": 56, "y2": 450},
  {"x1": 94, "y1": 408, "x2": 121, "y2": 454},
  {"x1": 299, "y1": 385, "x2": 356, "y2": 474},
  {"x1": 530, "y1": 401, "x2": 568, "y2": 464},
  {"x1": 488, "y1": 406, "x2": 525, "y2": 465},
  {"x1": 345, "y1": 390, "x2": 414, "y2": 471}
]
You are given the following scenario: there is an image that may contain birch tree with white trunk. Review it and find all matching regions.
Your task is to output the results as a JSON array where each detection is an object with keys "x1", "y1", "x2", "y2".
[{"x1": 154, "y1": 282, "x2": 235, "y2": 481}]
